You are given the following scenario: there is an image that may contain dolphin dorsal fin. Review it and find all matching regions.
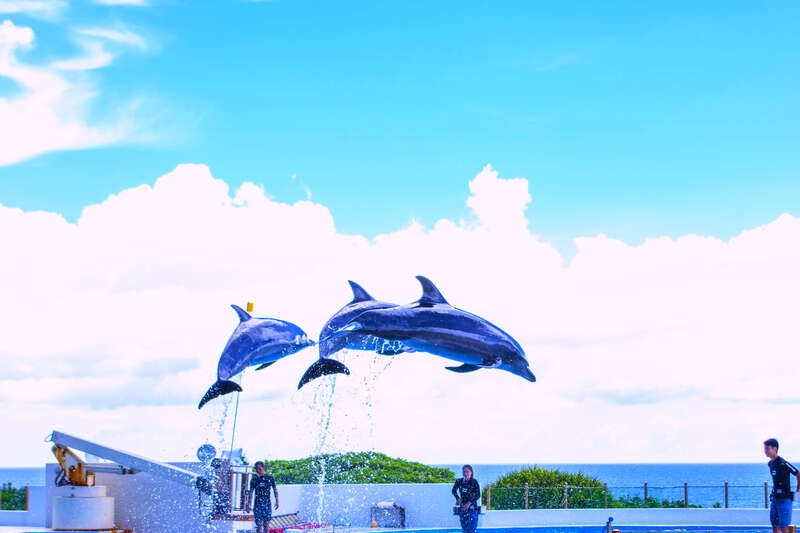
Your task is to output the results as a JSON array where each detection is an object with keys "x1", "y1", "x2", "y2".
[
  {"x1": 231, "y1": 304, "x2": 252, "y2": 322},
  {"x1": 416, "y1": 275, "x2": 448, "y2": 305},
  {"x1": 348, "y1": 281, "x2": 374, "y2": 302}
]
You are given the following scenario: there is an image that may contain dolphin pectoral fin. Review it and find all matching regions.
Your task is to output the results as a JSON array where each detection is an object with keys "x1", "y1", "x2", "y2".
[
  {"x1": 254, "y1": 361, "x2": 276, "y2": 371},
  {"x1": 198, "y1": 379, "x2": 243, "y2": 409},
  {"x1": 298, "y1": 358, "x2": 350, "y2": 389},
  {"x1": 482, "y1": 355, "x2": 502, "y2": 368},
  {"x1": 445, "y1": 364, "x2": 481, "y2": 373}
]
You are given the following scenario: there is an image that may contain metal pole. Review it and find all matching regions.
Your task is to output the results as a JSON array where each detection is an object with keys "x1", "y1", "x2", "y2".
[
  {"x1": 229, "y1": 390, "x2": 241, "y2": 457},
  {"x1": 563, "y1": 482, "x2": 569, "y2": 510},
  {"x1": 524, "y1": 483, "x2": 529, "y2": 510},
  {"x1": 724, "y1": 481, "x2": 728, "y2": 508},
  {"x1": 644, "y1": 482, "x2": 648, "y2": 507},
  {"x1": 764, "y1": 482, "x2": 768, "y2": 509},
  {"x1": 25, "y1": 486, "x2": 29, "y2": 511},
  {"x1": 684, "y1": 482, "x2": 688, "y2": 508},
  {"x1": 604, "y1": 483, "x2": 608, "y2": 508},
  {"x1": 487, "y1": 484, "x2": 491, "y2": 510}
]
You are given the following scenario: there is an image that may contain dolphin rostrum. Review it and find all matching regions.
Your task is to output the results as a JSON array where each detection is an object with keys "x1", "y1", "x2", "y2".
[
  {"x1": 199, "y1": 304, "x2": 316, "y2": 408},
  {"x1": 322, "y1": 276, "x2": 535, "y2": 383},
  {"x1": 297, "y1": 281, "x2": 409, "y2": 389}
]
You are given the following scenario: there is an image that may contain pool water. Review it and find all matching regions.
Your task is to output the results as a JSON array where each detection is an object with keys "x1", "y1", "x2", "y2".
[{"x1": 399, "y1": 527, "x2": 770, "y2": 533}]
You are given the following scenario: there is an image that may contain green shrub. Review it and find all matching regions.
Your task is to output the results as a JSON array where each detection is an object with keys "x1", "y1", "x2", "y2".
[
  {"x1": 261, "y1": 452, "x2": 455, "y2": 484},
  {"x1": 1, "y1": 483, "x2": 26, "y2": 511},
  {"x1": 483, "y1": 467, "x2": 699, "y2": 509}
]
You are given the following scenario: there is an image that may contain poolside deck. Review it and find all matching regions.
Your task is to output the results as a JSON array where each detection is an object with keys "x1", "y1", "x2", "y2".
[{"x1": 0, "y1": 526, "x2": 130, "y2": 533}]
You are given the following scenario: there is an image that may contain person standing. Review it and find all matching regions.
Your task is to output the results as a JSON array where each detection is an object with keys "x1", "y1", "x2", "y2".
[
  {"x1": 764, "y1": 438, "x2": 799, "y2": 533},
  {"x1": 246, "y1": 461, "x2": 280, "y2": 533},
  {"x1": 452, "y1": 465, "x2": 480, "y2": 533}
]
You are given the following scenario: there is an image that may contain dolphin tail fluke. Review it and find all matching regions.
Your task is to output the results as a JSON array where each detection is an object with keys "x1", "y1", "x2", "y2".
[
  {"x1": 298, "y1": 358, "x2": 350, "y2": 389},
  {"x1": 445, "y1": 363, "x2": 481, "y2": 373},
  {"x1": 198, "y1": 379, "x2": 243, "y2": 409}
]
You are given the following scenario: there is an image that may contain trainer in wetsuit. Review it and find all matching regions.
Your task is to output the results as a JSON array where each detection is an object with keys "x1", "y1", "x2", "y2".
[
  {"x1": 764, "y1": 438, "x2": 799, "y2": 533},
  {"x1": 246, "y1": 461, "x2": 279, "y2": 533},
  {"x1": 452, "y1": 465, "x2": 480, "y2": 533}
]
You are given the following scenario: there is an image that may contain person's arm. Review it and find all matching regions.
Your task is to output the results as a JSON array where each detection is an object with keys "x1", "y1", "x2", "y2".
[
  {"x1": 272, "y1": 478, "x2": 280, "y2": 510},
  {"x1": 463, "y1": 480, "x2": 479, "y2": 510},
  {"x1": 452, "y1": 480, "x2": 461, "y2": 504},
  {"x1": 787, "y1": 460, "x2": 800, "y2": 492}
]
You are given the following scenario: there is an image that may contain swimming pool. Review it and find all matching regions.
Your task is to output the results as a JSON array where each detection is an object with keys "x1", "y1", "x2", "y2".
[{"x1": 395, "y1": 527, "x2": 770, "y2": 533}]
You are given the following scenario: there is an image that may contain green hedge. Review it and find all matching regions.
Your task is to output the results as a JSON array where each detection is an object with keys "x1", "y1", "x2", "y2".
[
  {"x1": 482, "y1": 467, "x2": 701, "y2": 509},
  {"x1": 1, "y1": 483, "x2": 26, "y2": 511},
  {"x1": 261, "y1": 452, "x2": 455, "y2": 484}
]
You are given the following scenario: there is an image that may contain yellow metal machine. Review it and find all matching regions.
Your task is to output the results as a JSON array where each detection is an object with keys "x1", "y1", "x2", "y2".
[
  {"x1": 48, "y1": 430, "x2": 212, "y2": 493},
  {"x1": 51, "y1": 443, "x2": 136, "y2": 487}
]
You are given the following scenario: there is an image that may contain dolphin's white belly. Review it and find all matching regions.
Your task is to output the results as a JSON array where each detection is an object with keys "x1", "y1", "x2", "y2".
[{"x1": 402, "y1": 337, "x2": 485, "y2": 366}]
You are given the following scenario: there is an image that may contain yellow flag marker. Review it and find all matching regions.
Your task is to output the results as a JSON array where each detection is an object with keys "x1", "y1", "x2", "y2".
[{"x1": 246, "y1": 302, "x2": 254, "y2": 313}]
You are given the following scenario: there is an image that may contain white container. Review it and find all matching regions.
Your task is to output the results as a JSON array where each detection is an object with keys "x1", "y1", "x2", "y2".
[{"x1": 52, "y1": 485, "x2": 115, "y2": 530}]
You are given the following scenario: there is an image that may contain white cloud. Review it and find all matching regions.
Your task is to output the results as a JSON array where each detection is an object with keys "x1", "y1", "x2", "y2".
[
  {"x1": 1, "y1": 164, "x2": 798, "y2": 467},
  {"x1": 52, "y1": 38, "x2": 113, "y2": 70},
  {"x1": 0, "y1": 20, "x2": 144, "y2": 166},
  {"x1": 53, "y1": 27, "x2": 149, "y2": 71},
  {"x1": 77, "y1": 27, "x2": 147, "y2": 51},
  {"x1": 0, "y1": 0, "x2": 65, "y2": 17}
]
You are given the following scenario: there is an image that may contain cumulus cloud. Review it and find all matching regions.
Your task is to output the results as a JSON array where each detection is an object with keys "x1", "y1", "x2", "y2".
[
  {"x1": 0, "y1": 20, "x2": 145, "y2": 166},
  {"x1": 1, "y1": 164, "x2": 798, "y2": 466}
]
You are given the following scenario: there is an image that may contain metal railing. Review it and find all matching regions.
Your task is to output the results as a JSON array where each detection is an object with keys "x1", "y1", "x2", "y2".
[{"x1": 482, "y1": 482, "x2": 793, "y2": 510}]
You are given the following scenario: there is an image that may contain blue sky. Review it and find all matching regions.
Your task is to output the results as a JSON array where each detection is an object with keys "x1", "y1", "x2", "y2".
[
  {"x1": 3, "y1": 1, "x2": 800, "y2": 465},
  {"x1": 1, "y1": 0, "x2": 799, "y2": 255}
]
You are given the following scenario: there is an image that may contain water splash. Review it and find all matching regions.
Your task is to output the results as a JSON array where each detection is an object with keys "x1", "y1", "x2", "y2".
[{"x1": 291, "y1": 348, "x2": 398, "y2": 523}]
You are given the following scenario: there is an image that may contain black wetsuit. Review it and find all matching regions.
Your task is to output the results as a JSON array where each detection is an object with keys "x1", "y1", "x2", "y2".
[
  {"x1": 452, "y1": 477, "x2": 480, "y2": 533},
  {"x1": 769, "y1": 456, "x2": 798, "y2": 500},
  {"x1": 250, "y1": 474, "x2": 276, "y2": 523}
]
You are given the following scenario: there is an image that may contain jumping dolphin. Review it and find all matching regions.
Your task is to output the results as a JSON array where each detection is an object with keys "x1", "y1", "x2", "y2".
[
  {"x1": 199, "y1": 305, "x2": 316, "y2": 408},
  {"x1": 297, "y1": 281, "x2": 409, "y2": 389},
  {"x1": 322, "y1": 276, "x2": 536, "y2": 382}
]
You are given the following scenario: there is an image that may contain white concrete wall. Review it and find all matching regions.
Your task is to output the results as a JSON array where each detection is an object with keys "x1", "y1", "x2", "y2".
[
  {"x1": 42, "y1": 463, "x2": 301, "y2": 533},
  {"x1": 295, "y1": 483, "x2": 459, "y2": 529},
  {"x1": 8, "y1": 471, "x2": 773, "y2": 533},
  {"x1": 0, "y1": 486, "x2": 46, "y2": 527}
]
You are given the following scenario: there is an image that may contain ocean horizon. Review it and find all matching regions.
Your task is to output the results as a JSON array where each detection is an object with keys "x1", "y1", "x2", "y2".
[{"x1": 4, "y1": 462, "x2": 786, "y2": 509}]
